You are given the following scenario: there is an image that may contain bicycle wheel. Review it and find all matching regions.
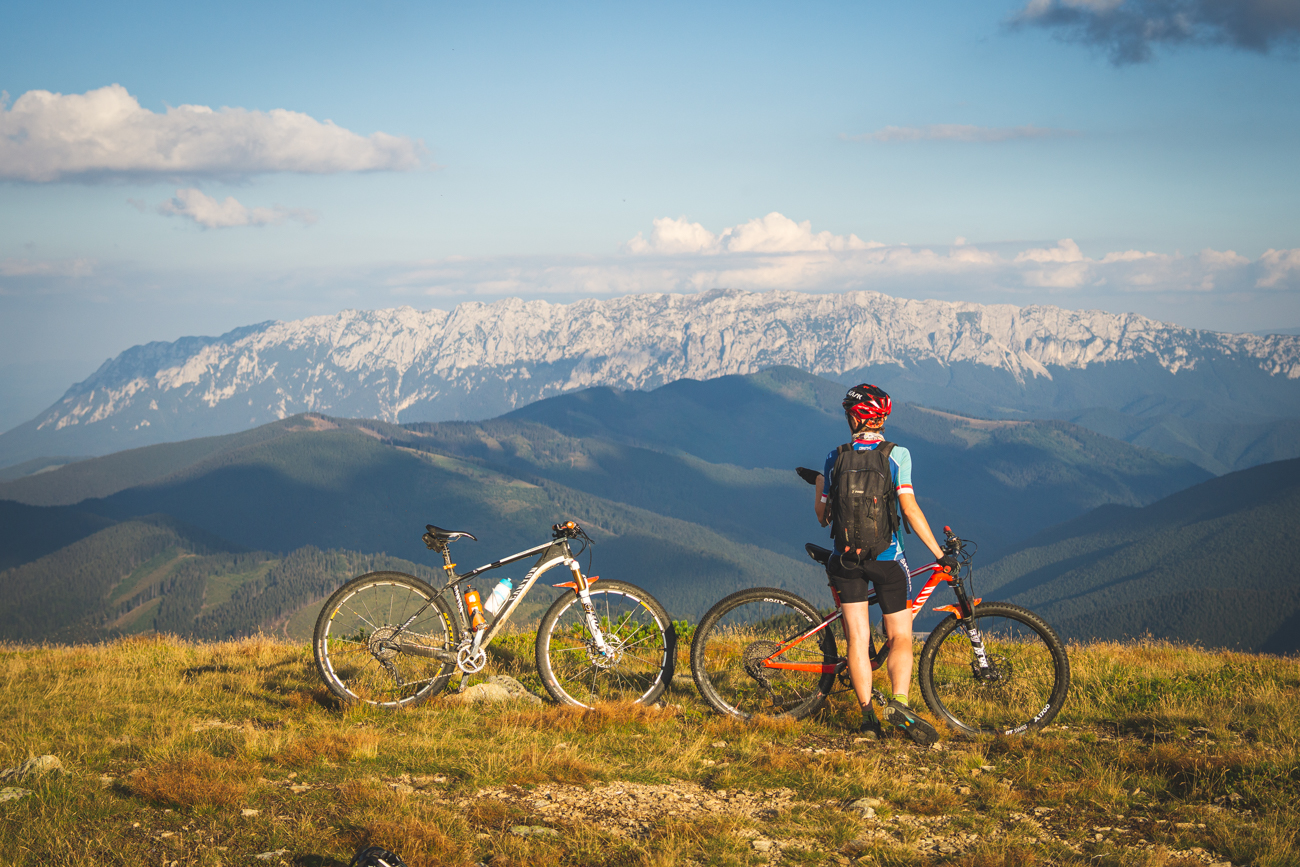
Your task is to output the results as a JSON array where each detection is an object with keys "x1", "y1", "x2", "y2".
[
  {"x1": 314, "y1": 571, "x2": 460, "y2": 708},
  {"x1": 691, "y1": 587, "x2": 836, "y2": 721},
  {"x1": 535, "y1": 580, "x2": 675, "y2": 708},
  {"x1": 918, "y1": 602, "x2": 1070, "y2": 736}
]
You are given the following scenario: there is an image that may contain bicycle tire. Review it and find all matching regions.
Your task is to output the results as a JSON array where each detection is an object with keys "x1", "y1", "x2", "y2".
[
  {"x1": 535, "y1": 580, "x2": 675, "y2": 708},
  {"x1": 917, "y1": 602, "x2": 1070, "y2": 736},
  {"x1": 691, "y1": 587, "x2": 836, "y2": 721},
  {"x1": 314, "y1": 571, "x2": 460, "y2": 709}
]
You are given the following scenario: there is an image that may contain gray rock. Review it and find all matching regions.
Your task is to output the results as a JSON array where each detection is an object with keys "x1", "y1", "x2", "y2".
[
  {"x1": 459, "y1": 683, "x2": 514, "y2": 704},
  {"x1": 510, "y1": 825, "x2": 559, "y2": 838},
  {"x1": 1, "y1": 787, "x2": 33, "y2": 803},
  {"x1": 486, "y1": 675, "x2": 545, "y2": 704},
  {"x1": 0, "y1": 755, "x2": 64, "y2": 783}
]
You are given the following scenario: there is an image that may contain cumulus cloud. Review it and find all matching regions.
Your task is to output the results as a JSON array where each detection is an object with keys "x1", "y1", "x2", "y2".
[
  {"x1": 157, "y1": 188, "x2": 317, "y2": 229},
  {"x1": 384, "y1": 214, "x2": 1298, "y2": 306},
  {"x1": 1258, "y1": 248, "x2": 1300, "y2": 288},
  {"x1": 0, "y1": 84, "x2": 425, "y2": 182},
  {"x1": 845, "y1": 124, "x2": 1077, "y2": 143},
  {"x1": 1014, "y1": 0, "x2": 1300, "y2": 64},
  {"x1": 625, "y1": 212, "x2": 879, "y2": 255}
]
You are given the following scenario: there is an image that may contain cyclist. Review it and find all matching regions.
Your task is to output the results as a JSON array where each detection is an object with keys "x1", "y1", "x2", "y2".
[{"x1": 814, "y1": 384, "x2": 955, "y2": 745}]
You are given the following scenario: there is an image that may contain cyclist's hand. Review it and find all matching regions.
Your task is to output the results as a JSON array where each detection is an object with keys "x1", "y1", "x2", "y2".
[{"x1": 937, "y1": 553, "x2": 959, "y2": 571}]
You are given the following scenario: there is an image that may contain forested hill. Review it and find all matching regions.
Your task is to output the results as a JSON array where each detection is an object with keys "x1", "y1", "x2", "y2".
[
  {"x1": 0, "y1": 367, "x2": 1223, "y2": 643},
  {"x1": 976, "y1": 458, "x2": 1300, "y2": 654},
  {"x1": 0, "y1": 511, "x2": 447, "y2": 644}
]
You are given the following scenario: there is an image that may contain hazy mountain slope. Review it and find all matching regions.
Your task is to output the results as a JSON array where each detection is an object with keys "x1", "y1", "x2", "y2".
[
  {"x1": 0, "y1": 417, "x2": 323, "y2": 507},
  {"x1": 0, "y1": 456, "x2": 92, "y2": 482},
  {"x1": 52, "y1": 427, "x2": 820, "y2": 619},
  {"x1": 0, "y1": 512, "x2": 455, "y2": 644},
  {"x1": 1060, "y1": 408, "x2": 1300, "y2": 475},
  {"x1": 4, "y1": 288, "x2": 1298, "y2": 465},
  {"x1": 975, "y1": 458, "x2": 1300, "y2": 653},
  {"x1": 502, "y1": 366, "x2": 1211, "y2": 556}
]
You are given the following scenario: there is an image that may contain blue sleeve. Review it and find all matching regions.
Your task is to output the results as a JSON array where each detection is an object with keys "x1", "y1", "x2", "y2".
[
  {"x1": 891, "y1": 445, "x2": 913, "y2": 494},
  {"x1": 821, "y1": 448, "x2": 836, "y2": 498}
]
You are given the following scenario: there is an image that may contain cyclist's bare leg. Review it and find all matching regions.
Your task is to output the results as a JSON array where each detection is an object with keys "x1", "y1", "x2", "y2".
[
  {"x1": 881, "y1": 607, "x2": 914, "y2": 703},
  {"x1": 840, "y1": 601, "x2": 876, "y2": 709}
]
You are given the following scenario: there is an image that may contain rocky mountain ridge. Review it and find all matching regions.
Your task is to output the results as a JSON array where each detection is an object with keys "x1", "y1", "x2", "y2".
[{"x1": 4, "y1": 288, "x2": 1300, "y2": 464}]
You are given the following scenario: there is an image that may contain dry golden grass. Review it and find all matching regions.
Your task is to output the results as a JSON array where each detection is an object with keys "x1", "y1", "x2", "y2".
[
  {"x1": 126, "y1": 752, "x2": 254, "y2": 808},
  {"x1": 0, "y1": 634, "x2": 1297, "y2": 866}
]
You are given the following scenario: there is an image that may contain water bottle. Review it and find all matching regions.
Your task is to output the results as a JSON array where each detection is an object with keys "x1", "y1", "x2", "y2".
[
  {"x1": 483, "y1": 577, "x2": 513, "y2": 616},
  {"x1": 463, "y1": 588, "x2": 487, "y2": 631}
]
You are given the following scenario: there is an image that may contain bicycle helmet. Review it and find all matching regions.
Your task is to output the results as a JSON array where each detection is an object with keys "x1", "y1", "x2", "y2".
[
  {"x1": 349, "y1": 846, "x2": 408, "y2": 867},
  {"x1": 843, "y1": 383, "x2": 891, "y2": 423}
]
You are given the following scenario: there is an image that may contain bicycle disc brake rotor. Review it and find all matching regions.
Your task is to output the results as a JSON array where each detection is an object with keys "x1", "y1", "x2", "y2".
[
  {"x1": 585, "y1": 635, "x2": 625, "y2": 669},
  {"x1": 367, "y1": 626, "x2": 401, "y2": 662},
  {"x1": 742, "y1": 640, "x2": 780, "y2": 691},
  {"x1": 972, "y1": 654, "x2": 1011, "y2": 686}
]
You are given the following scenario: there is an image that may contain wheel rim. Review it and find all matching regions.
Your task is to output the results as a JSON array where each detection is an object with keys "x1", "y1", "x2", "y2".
[
  {"x1": 544, "y1": 589, "x2": 668, "y2": 707},
  {"x1": 320, "y1": 580, "x2": 452, "y2": 707},
  {"x1": 696, "y1": 597, "x2": 827, "y2": 719},
  {"x1": 927, "y1": 612, "x2": 1062, "y2": 734}
]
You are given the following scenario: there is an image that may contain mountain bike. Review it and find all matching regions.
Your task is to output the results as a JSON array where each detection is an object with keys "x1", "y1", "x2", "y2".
[
  {"x1": 314, "y1": 520, "x2": 676, "y2": 710},
  {"x1": 690, "y1": 469, "x2": 1070, "y2": 736}
]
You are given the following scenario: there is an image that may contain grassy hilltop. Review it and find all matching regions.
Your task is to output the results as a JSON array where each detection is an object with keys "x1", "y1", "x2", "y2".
[{"x1": 1, "y1": 636, "x2": 1297, "y2": 867}]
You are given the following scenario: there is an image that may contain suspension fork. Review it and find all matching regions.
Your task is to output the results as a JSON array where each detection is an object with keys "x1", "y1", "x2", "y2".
[
  {"x1": 551, "y1": 545, "x2": 614, "y2": 655},
  {"x1": 948, "y1": 577, "x2": 995, "y2": 673}
]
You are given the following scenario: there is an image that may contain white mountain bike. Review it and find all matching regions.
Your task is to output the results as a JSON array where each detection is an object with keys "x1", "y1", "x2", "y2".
[{"x1": 313, "y1": 520, "x2": 676, "y2": 709}]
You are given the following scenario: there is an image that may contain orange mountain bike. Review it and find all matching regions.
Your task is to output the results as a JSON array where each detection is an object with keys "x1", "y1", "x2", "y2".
[{"x1": 690, "y1": 470, "x2": 1070, "y2": 736}]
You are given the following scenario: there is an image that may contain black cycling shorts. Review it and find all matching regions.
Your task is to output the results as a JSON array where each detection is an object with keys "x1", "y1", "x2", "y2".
[{"x1": 827, "y1": 554, "x2": 909, "y2": 614}]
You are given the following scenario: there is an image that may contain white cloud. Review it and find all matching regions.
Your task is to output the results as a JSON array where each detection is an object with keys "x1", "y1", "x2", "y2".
[
  {"x1": 157, "y1": 188, "x2": 317, "y2": 229},
  {"x1": 1258, "y1": 248, "x2": 1300, "y2": 289},
  {"x1": 0, "y1": 84, "x2": 425, "y2": 182},
  {"x1": 0, "y1": 257, "x2": 94, "y2": 277},
  {"x1": 845, "y1": 125, "x2": 1077, "y2": 143},
  {"x1": 625, "y1": 212, "x2": 877, "y2": 255},
  {"x1": 383, "y1": 214, "x2": 1297, "y2": 307}
]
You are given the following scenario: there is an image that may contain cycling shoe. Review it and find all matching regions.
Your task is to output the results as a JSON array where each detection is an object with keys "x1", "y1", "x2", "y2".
[{"x1": 884, "y1": 700, "x2": 939, "y2": 747}]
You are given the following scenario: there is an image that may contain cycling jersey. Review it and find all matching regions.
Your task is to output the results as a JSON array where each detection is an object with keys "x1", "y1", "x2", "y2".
[{"x1": 821, "y1": 437, "x2": 914, "y2": 568}]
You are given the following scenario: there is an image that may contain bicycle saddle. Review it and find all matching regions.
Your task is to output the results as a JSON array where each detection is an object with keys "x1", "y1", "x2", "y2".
[
  {"x1": 425, "y1": 524, "x2": 477, "y2": 542},
  {"x1": 805, "y1": 543, "x2": 832, "y2": 566}
]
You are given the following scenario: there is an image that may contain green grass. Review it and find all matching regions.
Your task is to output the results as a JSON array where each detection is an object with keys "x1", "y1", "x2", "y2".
[{"x1": 0, "y1": 636, "x2": 1295, "y2": 866}]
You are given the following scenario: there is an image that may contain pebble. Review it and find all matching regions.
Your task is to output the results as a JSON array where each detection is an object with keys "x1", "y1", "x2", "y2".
[
  {"x1": 241, "y1": 809, "x2": 260, "y2": 817},
  {"x1": 254, "y1": 850, "x2": 288, "y2": 861}
]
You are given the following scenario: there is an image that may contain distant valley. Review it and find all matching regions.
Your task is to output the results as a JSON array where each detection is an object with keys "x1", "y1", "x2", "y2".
[{"x1": 5, "y1": 367, "x2": 1255, "y2": 648}]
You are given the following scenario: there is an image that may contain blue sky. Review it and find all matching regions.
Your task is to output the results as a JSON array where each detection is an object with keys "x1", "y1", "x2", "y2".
[{"x1": 2, "y1": 0, "x2": 1298, "y2": 430}]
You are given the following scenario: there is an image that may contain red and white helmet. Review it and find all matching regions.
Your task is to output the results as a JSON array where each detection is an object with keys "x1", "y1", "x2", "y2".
[{"x1": 843, "y1": 383, "x2": 891, "y2": 422}]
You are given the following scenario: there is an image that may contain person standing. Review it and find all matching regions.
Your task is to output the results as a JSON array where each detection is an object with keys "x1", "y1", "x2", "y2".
[{"x1": 814, "y1": 384, "x2": 954, "y2": 744}]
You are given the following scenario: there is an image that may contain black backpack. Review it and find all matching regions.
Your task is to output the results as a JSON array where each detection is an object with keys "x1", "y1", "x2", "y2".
[{"x1": 827, "y1": 442, "x2": 900, "y2": 558}]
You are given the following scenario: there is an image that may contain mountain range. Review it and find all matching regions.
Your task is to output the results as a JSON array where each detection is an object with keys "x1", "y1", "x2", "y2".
[
  {"x1": 1, "y1": 367, "x2": 1226, "y2": 644},
  {"x1": 4, "y1": 288, "x2": 1300, "y2": 474}
]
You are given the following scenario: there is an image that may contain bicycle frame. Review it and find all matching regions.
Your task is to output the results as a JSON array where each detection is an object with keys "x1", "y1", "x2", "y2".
[
  {"x1": 758, "y1": 558, "x2": 983, "y2": 676},
  {"x1": 417, "y1": 535, "x2": 611, "y2": 667}
]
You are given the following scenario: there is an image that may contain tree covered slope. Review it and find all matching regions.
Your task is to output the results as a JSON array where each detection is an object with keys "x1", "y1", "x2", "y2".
[{"x1": 976, "y1": 458, "x2": 1300, "y2": 653}]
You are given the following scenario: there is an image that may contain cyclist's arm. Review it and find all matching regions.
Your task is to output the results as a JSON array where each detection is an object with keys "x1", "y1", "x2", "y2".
[
  {"x1": 898, "y1": 492, "x2": 945, "y2": 561},
  {"x1": 814, "y1": 474, "x2": 829, "y2": 526}
]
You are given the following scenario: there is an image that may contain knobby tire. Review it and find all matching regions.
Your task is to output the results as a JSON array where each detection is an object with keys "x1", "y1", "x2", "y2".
[
  {"x1": 691, "y1": 587, "x2": 836, "y2": 720},
  {"x1": 535, "y1": 579, "x2": 675, "y2": 708},
  {"x1": 917, "y1": 602, "x2": 1070, "y2": 736},
  {"x1": 313, "y1": 571, "x2": 459, "y2": 709}
]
